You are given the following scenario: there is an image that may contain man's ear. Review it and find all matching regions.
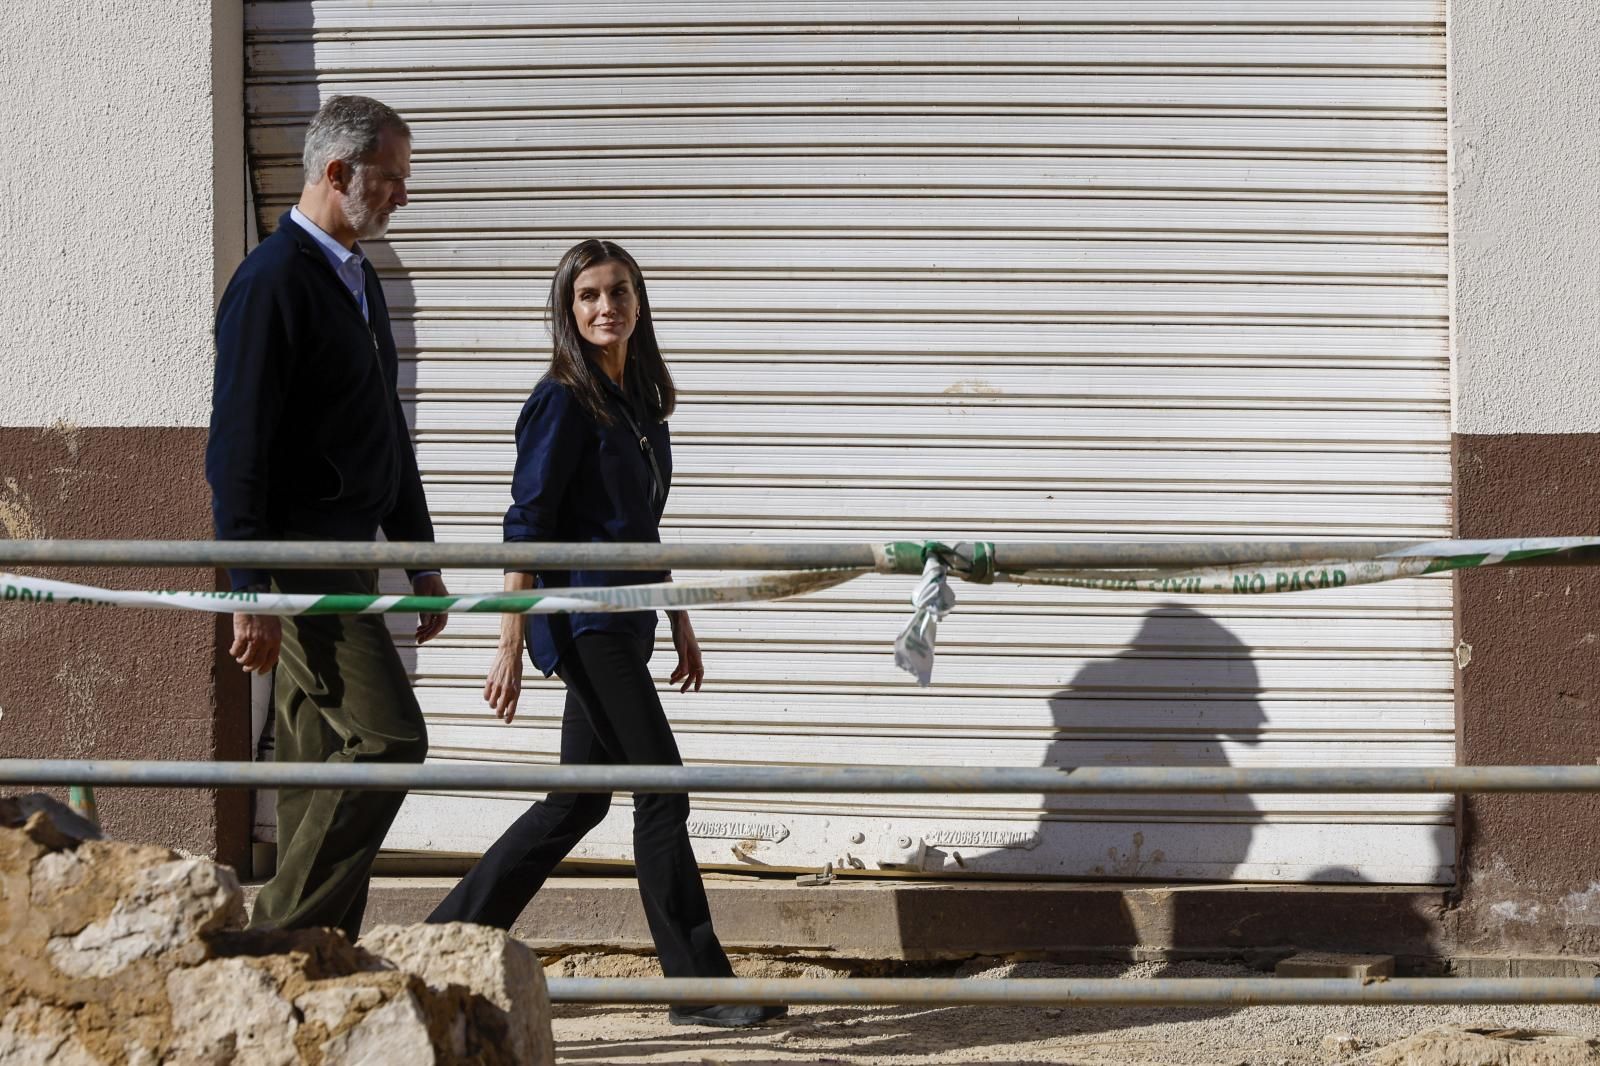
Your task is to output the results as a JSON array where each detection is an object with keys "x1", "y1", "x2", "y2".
[{"x1": 326, "y1": 158, "x2": 352, "y2": 194}]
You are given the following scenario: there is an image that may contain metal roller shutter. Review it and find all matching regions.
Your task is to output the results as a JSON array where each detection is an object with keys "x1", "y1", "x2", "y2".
[{"x1": 244, "y1": 1, "x2": 1451, "y2": 883}]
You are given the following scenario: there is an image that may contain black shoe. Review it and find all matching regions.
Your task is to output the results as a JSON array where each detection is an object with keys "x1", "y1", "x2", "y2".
[{"x1": 667, "y1": 1004, "x2": 789, "y2": 1028}]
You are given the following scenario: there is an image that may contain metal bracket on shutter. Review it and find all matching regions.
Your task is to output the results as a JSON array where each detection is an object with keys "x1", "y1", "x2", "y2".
[
  {"x1": 795, "y1": 862, "x2": 834, "y2": 887},
  {"x1": 871, "y1": 831, "x2": 927, "y2": 870}
]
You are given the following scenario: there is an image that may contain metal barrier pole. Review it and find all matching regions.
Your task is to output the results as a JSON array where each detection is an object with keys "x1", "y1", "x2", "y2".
[
  {"x1": 546, "y1": 976, "x2": 1600, "y2": 1007},
  {"x1": 0, "y1": 537, "x2": 1449, "y2": 571},
  {"x1": 4, "y1": 759, "x2": 1600, "y2": 794}
]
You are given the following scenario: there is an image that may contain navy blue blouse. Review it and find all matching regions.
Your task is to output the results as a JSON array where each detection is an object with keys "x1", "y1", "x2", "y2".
[{"x1": 505, "y1": 371, "x2": 672, "y2": 675}]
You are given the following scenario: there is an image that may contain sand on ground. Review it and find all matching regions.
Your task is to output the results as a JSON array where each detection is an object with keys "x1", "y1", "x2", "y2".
[{"x1": 545, "y1": 956, "x2": 1600, "y2": 1065}]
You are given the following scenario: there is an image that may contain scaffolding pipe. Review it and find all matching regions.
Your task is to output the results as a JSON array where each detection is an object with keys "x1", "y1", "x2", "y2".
[
  {"x1": 0, "y1": 537, "x2": 1469, "y2": 571},
  {"x1": 544, "y1": 976, "x2": 1600, "y2": 1007},
  {"x1": 4, "y1": 760, "x2": 1600, "y2": 794}
]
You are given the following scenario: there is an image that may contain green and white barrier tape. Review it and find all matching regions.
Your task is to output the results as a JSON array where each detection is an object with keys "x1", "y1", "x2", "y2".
[
  {"x1": 0, "y1": 569, "x2": 863, "y2": 616},
  {"x1": 886, "y1": 535, "x2": 1600, "y2": 685},
  {"x1": 8, "y1": 536, "x2": 1600, "y2": 686},
  {"x1": 1010, "y1": 538, "x2": 1600, "y2": 597}
]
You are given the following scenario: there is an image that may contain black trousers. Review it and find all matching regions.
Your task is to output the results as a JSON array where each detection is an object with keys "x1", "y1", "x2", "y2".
[{"x1": 427, "y1": 631, "x2": 733, "y2": 979}]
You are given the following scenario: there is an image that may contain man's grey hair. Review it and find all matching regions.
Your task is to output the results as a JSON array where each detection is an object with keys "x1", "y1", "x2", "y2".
[{"x1": 302, "y1": 95, "x2": 411, "y2": 184}]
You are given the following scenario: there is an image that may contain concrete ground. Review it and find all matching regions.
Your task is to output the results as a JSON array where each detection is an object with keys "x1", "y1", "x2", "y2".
[{"x1": 545, "y1": 956, "x2": 1600, "y2": 1065}]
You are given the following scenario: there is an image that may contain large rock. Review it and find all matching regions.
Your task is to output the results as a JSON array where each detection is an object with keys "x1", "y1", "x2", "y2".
[
  {"x1": 0, "y1": 793, "x2": 554, "y2": 1064},
  {"x1": 362, "y1": 922, "x2": 556, "y2": 1066}
]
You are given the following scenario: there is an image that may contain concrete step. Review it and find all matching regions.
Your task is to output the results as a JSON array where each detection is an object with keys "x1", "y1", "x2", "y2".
[{"x1": 245, "y1": 875, "x2": 1451, "y2": 964}]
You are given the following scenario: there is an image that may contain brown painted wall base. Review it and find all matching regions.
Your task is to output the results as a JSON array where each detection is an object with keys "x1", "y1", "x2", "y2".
[
  {"x1": 0, "y1": 424, "x2": 248, "y2": 865},
  {"x1": 1453, "y1": 432, "x2": 1600, "y2": 956}
]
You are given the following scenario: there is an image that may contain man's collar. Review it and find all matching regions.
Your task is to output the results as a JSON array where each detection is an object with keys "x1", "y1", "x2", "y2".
[{"x1": 287, "y1": 206, "x2": 364, "y2": 266}]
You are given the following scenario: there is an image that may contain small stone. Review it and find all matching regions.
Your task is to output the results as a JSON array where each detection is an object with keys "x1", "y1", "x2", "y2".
[
  {"x1": 1322, "y1": 1032, "x2": 1362, "y2": 1055},
  {"x1": 1042, "y1": 1008, "x2": 1064, "y2": 1018}
]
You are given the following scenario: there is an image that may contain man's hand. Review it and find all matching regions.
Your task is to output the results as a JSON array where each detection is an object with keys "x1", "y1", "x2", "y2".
[
  {"x1": 413, "y1": 572, "x2": 450, "y2": 644},
  {"x1": 231, "y1": 612, "x2": 282, "y2": 674},
  {"x1": 668, "y1": 612, "x2": 705, "y2": 693}
]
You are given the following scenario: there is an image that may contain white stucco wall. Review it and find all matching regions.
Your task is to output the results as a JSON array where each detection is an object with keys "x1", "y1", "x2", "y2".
[
  {"x1": 0, "y1": 0, "x2": 243, "y2": 428},
  {"x1": 1450, "y1": 2, "x2": 1600, "y2": 435}
]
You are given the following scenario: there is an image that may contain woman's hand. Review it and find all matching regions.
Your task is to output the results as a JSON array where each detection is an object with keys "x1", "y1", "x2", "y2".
[
  {"x1": 485, "y1": 569, "x2": 536, "y2": 722},
  {"x1": 484, "y1": 642, "x2": 525, "y2": 722},
  {"x1": 669, "y1": 611, "x2": 704, "y2": 693}
]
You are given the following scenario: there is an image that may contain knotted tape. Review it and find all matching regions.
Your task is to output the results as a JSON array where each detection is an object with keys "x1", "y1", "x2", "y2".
[
  {"x1": 878, "y1": 540, "x2": 996, "y2": 583},
  {"x1": 886, "y1": 541, "x2": 993, "y2": 685}
]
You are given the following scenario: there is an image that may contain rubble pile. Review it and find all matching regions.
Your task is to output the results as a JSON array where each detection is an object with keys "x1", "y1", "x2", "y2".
[{"x1": 0, "y1": 794, "x2": 554, "y2": 1065}]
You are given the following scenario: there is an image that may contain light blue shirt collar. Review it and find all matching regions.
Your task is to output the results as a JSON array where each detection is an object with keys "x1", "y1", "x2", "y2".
[{"x1": 290, "y1": 205, "x2": 368, "y2": 321}]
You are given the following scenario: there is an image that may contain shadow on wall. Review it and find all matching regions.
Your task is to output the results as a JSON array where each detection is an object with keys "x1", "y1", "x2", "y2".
[
  {"x1": 377, "y1": 232, "x2": 421, "y2": 684},
  {"x1": 1052, "y1": 605, "x2": 1257, "y2": 880},
  {"x1": 1045, "y1": 604, "x2": 1365, "y2": 886},
  {"x1": 1045, "y1": 603, "x2": 1466, "y2": 966},
  {"x1": 873, "y1": 607, "x2": 1272, "y2": 1053}
]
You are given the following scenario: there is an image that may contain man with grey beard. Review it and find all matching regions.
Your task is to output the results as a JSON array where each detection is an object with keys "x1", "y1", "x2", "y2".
[{"x1": 206, "y1": 95, "x2": 448, "y2": 939}]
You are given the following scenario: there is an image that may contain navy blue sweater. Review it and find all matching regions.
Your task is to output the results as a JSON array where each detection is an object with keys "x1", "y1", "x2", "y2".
[
  {"x1": 507, "y1": 373, "x2": 671, "y2": 675},
  {"x1": 206, "y1": 212, "x2": 434, "y2": 590}
]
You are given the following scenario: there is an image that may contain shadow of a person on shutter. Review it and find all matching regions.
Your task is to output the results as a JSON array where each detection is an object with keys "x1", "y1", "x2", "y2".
[
  {"x1": 841, "y1": 606, "x2": 1245, "y2": 1050},
  {"x1": 368, "y1": 237, "x2": 422, "y2": 693},
  {"x1": 1050, "y1": 604, "x2": 1453, "y2": 976},
  {"x1": 1047, "y1": 604, "x2": 1391, "y2": 969},
  {"x1": 1014, "y1": 602, "x2": 1271, "y2": 1037},
  {"x1": 829, "y1": 606, "x2": 1262, "y2": 1046},
  {"x1": 1048, "y1": 604, "x2": 1267, "y2": 886}
]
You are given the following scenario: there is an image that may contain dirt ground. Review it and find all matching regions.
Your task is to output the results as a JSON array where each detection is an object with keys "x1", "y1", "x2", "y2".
[{"x1": 544, "y1": 956, "x2": 1600, "y2": 1065}]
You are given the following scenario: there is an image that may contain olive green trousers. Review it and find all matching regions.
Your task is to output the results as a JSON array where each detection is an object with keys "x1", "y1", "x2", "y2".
[{"x1": 250, "y1": 566, "x2": 428, "y2": 940}]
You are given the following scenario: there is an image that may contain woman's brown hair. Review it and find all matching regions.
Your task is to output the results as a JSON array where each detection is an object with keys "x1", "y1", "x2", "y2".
[{"x1": 543, "y1": 239, "x2": 676, "y2": 424}]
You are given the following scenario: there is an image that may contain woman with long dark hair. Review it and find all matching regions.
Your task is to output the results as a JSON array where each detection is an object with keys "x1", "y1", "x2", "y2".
[{"x1": 427, "y1": 240, "x2": 783, "y2": 1028}]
